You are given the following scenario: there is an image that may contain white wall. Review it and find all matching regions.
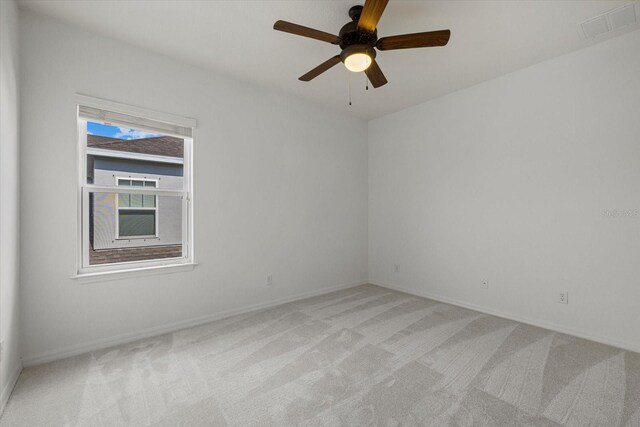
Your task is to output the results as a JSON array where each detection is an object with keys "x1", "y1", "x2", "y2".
[
  {"x1": 19, "y1": 11, "x2": 368, "y2": 364},
  {"x1": 0, "y1": 0, "x2": 22, "y2": 410},
  {"x1": 369, "y1": 29, "x2": 640, "y2": 352}
]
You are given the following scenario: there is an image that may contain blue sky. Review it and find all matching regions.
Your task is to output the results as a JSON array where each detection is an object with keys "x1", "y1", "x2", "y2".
[{"x1": 88, "y1": 121, "x2": 160, "y2": 140}]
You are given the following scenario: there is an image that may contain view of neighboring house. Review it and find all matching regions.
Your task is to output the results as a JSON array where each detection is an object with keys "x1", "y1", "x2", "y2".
[{"x1": 87, "y1": 134, "x2": 184, "y2": 264}]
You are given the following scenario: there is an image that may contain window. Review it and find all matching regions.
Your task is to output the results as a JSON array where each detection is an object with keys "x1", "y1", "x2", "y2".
[
  {"x1": 77, "y1": 95, "x2": 195, "y2": 275},
  {"x1": 117, "y1": 178, "x2": 158, "y2": 238}
]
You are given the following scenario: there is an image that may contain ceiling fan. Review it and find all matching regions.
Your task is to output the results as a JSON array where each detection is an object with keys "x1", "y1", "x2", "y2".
[{"x1": 273, "y1": 0, "x2": 450, "y2": 88}]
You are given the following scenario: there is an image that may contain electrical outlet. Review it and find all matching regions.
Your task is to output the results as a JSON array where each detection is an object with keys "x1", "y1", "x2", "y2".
[
  {"x1": 481, "y1": 280, "x2": 489, "y2": 290},
  {"x1": 558, "y1": 292, "x2": 568, "y2": 304},
  {"x1": 266, "y1": 274, "x2": 273, "y2": 286},
  {"x1": 394, "y1": 264, "x2": 400, "y2": 273}
]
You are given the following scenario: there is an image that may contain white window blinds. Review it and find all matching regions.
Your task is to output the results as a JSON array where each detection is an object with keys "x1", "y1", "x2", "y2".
[{"x1": 78, "y1": 105, "x2": 193, "y2": 138}]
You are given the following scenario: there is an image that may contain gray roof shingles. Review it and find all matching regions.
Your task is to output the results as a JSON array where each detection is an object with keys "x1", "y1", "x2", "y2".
[{"x1": 88, "y1": 135, "x2": 184, "y2": 158}]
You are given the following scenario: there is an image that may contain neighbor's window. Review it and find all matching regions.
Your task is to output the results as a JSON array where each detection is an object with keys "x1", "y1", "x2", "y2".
[
  {"x1": 77, "y1": 98, "x2": 194, "y2": 274},
  {"x1": 117, "y1": 179, "x2": 157, "y2": 238}
]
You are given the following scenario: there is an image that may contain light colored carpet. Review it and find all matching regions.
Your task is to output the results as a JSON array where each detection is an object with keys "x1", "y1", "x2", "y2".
[{"x1": 2, "y1": 284, "x2": 639, "y2": 426}]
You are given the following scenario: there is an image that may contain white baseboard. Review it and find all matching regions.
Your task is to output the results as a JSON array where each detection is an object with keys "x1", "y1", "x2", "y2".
[
  {"x1": 0, "y1": 361, "x2": 22, "y2": 416},
  {"x1": 22, "y1": 280, "x2": 367, "y2": 367},
  {"x1": 370, "y1": 280, "x2": 640, "y2": 354}
]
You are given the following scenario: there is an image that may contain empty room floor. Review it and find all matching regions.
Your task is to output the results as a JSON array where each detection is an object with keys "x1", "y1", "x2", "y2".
[{"x1": 2, "y1": 284, "x2": 639, "y2": 426}]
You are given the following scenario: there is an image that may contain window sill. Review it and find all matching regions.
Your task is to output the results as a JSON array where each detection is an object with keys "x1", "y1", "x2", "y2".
[
  {"x1": 114, "y1": 236, "x2": 159, "y2": 241},
  {"x1": 72, "y1": 262, "x2": 197, "y2": 283}
]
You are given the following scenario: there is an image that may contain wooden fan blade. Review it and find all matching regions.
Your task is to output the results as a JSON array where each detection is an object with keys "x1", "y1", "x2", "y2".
[
  {"x1": 273, "y1": 20, "x2": 341, "y2": 45},
  {"x1": 299, "y1": 56, "x2": 342, "y2": 81},
  {"x1": 365, "y1": 59, "x2": 387, "y2": 88},
  {"x1": 357, "y1": 0, "x2": 389, "y2": 34},
  {"x1": 376, "y1": 30, "x2": 451, "y2": 50}
]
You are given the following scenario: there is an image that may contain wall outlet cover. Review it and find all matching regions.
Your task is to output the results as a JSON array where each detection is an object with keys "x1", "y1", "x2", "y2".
[{"x1": 558, "y1": 292, "x2": 568, "y2": 304}]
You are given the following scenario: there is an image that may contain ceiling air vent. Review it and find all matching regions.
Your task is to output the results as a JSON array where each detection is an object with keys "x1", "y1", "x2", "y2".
[
  {"x1": 608, "y1": 3, "x2": 637, "y2": 30},
  {"x1": 579, "y1": 3, "x2": 639, "y2": 39},
  {"x1": 581, "y1": 16, "x2": 610, "y2": 38}
]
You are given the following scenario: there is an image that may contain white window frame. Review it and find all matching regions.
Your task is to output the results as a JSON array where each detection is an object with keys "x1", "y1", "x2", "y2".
[
  {"x1": 76, "y1": 95, "x2": 196, "y2": 277},
  {"x1": 114, "y1": 177, "x2": 159, "y2": 240}
]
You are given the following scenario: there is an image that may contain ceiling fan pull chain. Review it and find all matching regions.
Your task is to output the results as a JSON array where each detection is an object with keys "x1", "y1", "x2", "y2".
[
  {"x1": 348, "y1": 71, "x2": 352, "y2": 106},
  {"x1": 365, "y1": 73, "x2": 369, "y2": 91}
]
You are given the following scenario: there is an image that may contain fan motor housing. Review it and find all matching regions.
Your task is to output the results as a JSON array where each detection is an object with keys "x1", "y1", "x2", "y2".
[{"x1": 339, "y1": 6, "x2": 378, "y2": 50}]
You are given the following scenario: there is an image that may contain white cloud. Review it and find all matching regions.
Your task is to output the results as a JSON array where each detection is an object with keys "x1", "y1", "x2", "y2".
[{"x1": 115, "y1": 127, "x2": 160, "y2": 140}]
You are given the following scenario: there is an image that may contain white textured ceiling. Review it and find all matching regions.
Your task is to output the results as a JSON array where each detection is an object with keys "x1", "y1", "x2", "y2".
[{"x1": 18, "y1": 0, "x2": 640, "y2": 119}]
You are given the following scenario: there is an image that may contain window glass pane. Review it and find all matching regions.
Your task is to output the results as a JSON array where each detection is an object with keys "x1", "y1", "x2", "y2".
[
  {"x1": 118, "y1": 193, "x2": 130, "y2": 207},
  {"x1": 130, "y1": 193, "x2": 143, "y2": 208},
  {"x1": 132, "y1": 180, "x2": 144, "y2": 187},
  {"x1": 119, "y1": 210, "x2": 155, "y2": 237},
  {"x1": 87, "y1": 191, "x2": 183, "y2": 266},
  {"x1": 86, "y1": 121, "x2": 185, "y2": 187},
  {"x1": 143, "y1": 194, "x2": 156, "y2": 208}
]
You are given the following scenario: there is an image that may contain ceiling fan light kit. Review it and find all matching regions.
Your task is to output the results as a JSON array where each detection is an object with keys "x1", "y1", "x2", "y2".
[
  {"x1": 341, "y1": 45, "x2": 375, "y2": 72},
  {"x1": 273, "y1": 0, "x2": 451, "y2": 90}
]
